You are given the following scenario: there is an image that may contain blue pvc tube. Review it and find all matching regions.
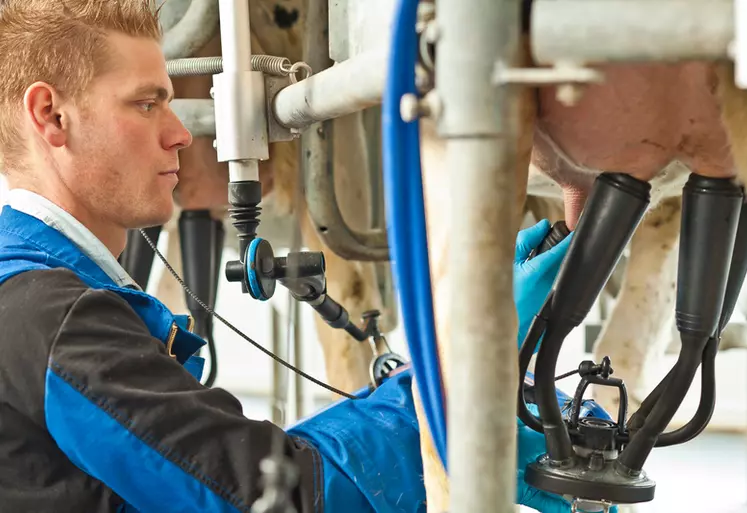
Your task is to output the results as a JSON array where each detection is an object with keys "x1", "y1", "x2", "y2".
[{"x1": 382, "y1": 0, "x2": 448, "y2": 470}]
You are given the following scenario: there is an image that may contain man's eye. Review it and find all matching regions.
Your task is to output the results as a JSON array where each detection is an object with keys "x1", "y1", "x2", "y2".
[{"x1": 138, "y1": 102, "x2": 155, "y2": 112}]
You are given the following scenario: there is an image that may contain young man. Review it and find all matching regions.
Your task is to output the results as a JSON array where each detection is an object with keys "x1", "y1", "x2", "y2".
[{"x1": 0, "y1": 1, "x2": 576, "y2": 511}]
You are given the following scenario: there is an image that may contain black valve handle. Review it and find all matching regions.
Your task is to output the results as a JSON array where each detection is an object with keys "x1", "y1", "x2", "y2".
[{"x1": 528, "y1": 220, "x2": 570, "y2": 260}]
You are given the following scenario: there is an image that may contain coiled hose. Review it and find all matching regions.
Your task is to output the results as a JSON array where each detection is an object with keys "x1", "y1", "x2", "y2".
[{"x1": 382, "y1": 0, "x2": 449, "y2": 469}]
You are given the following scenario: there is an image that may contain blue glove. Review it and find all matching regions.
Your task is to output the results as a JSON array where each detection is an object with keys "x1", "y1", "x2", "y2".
[{"x1": 514, "y1": 219, "x2": 573, "y2": 348}]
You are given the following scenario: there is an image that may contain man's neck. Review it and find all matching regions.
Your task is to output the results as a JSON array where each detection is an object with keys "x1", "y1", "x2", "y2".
[
  {"x1": 61, "y1": 203, "x2": 127, "y2": 259},
  {"x1": 6, "y1": 181, "x2": 126, "y2": 257}
]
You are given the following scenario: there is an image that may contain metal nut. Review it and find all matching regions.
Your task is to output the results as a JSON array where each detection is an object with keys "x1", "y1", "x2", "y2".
[
  {"x1": 556, "y1": 83, "x2": 585, "y2": 107},
  {"x1": 400, "y1": 93, "x2": 421, "y2": 123},
  {"x1": 400, "y1": 91, "x2": 441, "y2": 123}
]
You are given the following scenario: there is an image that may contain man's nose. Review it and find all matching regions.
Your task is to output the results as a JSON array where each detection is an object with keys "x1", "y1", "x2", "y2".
[{"x1": 164, "y1": 108, "x2": 193, "y2": 151}]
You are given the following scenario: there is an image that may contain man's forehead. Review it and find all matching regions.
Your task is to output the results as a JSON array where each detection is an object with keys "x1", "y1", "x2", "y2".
[{"x1": 100, "y1": 32, "x2": 172, "y2": 97}]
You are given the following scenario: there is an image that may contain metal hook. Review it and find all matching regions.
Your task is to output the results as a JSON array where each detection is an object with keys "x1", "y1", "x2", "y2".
[{"x1": 289, "y1": 61, "x2": 313, "y2": 84}]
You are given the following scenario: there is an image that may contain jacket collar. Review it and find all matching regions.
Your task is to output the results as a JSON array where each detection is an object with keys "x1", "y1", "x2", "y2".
[
  {"x1": 0, "y1": 205, "x2": 121, "y2": 288},
  {"x1": 5, "y1": 189, "x2": 138, "y2": 288},
  {"x1": 0, "y1": 205, "x2": 206, "y2": 367}
]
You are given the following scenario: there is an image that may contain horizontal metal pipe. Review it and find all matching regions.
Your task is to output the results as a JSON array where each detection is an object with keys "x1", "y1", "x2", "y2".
[
  {"x1": 272, "y1": 52, "x2": 387, "y2": 130},
  {"x1": 531, "y1": 0, "x2": 733, "y2": 65},
  {"x1": 171, "y1": 99, "x2": 215, "y2": 138}
]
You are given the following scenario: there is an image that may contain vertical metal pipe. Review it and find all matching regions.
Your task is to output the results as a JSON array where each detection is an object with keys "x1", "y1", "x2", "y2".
[
  {"x1": 218, "y1": 0, "x2": 251, "y2": 73},
  {"x1": 292, "y1": 298, "x2": 304, "y2": 422},
  {"x1": 215, "y1": 0, "x2": 264, "y2": 183},
  {"x1": 271, "y1": 306, "x2": 285, "y2": 426},
  {"x1": 447, "y1": 140, "x2": 520, "y2": 513},
  {"x1": 436, "y1": 0, "x2": 520, "y2": 137},
  {"x1": 436, "y1": 0, "x2": 522, "y2": 510}
]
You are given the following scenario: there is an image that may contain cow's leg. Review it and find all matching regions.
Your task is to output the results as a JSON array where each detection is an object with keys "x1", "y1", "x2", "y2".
[
  {"x1": 298, "y1": 210, "x2": 382, "y2": 393},
  {"x1": 413, "y1": 120, "x2": 452, "y2": 512},
  {"x1": 719, "y1": 288, "x2": 747, "y2": 350},
  {"x1": 713, "y1": 64, "x2": 747, "y2": 352},
  {"x1": 591, "y1": 196, "x2": 681, "y2": 414}
]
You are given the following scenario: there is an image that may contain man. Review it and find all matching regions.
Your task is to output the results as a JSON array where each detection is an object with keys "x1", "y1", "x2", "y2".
[{"x1": 0, "y1": 1, "x2": 579, "y2": 512}]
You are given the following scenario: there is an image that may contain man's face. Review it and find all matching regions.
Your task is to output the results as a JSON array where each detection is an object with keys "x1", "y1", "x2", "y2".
[{"x1": 60, "y1": 32, "x2": 192, "y2": 230}]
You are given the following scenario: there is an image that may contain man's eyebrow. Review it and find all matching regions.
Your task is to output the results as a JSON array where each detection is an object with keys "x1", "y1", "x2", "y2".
[{"x1": 130, "y1": 84, "x2": 174, "y2": 102}]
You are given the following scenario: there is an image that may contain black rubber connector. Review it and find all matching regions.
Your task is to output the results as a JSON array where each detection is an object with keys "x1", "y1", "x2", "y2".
[
  {"x1": 528, "y1": 220, "x2": 570, "y2": 260},
  {"x1": 619, "y1": 174, "x2": 742, "y2": 472},
  {"x1": 533, "y1": 173, "x2": 650, "y2": 464},
  {"x1": 228, "y1": 180, "x2": 262, "y2": 262}
]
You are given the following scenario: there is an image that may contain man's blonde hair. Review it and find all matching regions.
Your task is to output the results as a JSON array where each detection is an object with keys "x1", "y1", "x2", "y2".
[{"x1": 0, "y1": 0, "x2": 163, "y2": 171}]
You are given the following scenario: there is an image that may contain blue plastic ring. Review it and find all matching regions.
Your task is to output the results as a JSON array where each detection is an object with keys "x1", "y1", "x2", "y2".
[{"x1": 246, "y1": 238, "x2": 269, "y2": 301}]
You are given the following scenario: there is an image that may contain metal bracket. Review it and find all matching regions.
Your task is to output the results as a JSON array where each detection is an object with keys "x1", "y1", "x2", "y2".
[
  {"x1": 264, "y1": 75, "x2": 299, "y2": 143},
  {"x1": 570, "y1": 498, "x2": 614, "y2": 513},
  {"x1": 492, "y1": 61, "x2": 604, "y2": 106}
]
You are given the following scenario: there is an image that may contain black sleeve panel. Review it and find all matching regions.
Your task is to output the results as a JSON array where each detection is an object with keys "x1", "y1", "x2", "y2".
[
  {"x1": 3, "y1": 268, "x2": 320, "y2": 512},
  {"x1": 0, "y1": 269, "x2": 88, "y2": 429}
]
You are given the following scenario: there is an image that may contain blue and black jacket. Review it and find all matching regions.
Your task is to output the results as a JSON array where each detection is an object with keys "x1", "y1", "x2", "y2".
[{"x1": 0, "y1": 205, "x2": 427, "y2": 513}]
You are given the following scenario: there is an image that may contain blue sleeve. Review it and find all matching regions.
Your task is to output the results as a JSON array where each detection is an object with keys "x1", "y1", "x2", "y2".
[{"x1": 287, "y1": 367, "x2": 427, "y2": 513}]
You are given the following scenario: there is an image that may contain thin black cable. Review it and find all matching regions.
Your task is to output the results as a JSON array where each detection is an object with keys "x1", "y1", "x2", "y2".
[
  {"x1": 554, "y1": 368, "x2": 579, "y2": 381},
  {"x1": 203, "y1": 317, "x2": 218, "y2": 388},
  {"x1": 139, "y1": 229, "x2": 358, "y2": 400}
]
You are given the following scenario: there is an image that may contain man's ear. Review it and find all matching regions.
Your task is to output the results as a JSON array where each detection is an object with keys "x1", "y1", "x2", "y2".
[{"x1": 23, "y1": 82, "x2": 68, "y2": 149}]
